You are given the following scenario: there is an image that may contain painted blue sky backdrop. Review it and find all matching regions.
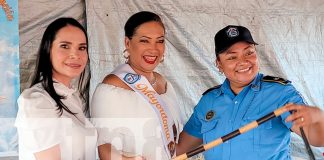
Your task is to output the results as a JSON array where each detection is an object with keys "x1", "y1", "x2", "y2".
[
  {"x1": 0, "y1": 0, "x2": 19, "y2": 45},
  {"x1": 0, "y1": 0, "x2": 19, "y2": 155}
]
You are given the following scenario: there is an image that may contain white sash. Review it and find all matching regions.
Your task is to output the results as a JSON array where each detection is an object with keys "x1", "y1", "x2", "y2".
[{"x1": 112, "y1": 64, "x2": 176, "y2": 159}]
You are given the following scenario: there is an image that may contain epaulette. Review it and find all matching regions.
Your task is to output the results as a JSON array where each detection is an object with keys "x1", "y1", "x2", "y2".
[
  {"x1": 202, "y1": 85, "x2": 221, "y2": 95},
  {"x1": 262, "y1": 75, "x2": 290, "y2": 85}
]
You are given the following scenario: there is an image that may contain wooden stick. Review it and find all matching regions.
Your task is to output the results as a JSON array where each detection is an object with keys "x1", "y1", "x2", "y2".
[
  {"x1": 173, "y1": 105, "x2": 288, "y2": 160},
  {"x1": 300, "y1": 127, "x2": 315, "y2": 160}
]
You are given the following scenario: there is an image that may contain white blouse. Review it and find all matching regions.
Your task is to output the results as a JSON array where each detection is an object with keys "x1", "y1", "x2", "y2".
[
  {"x1": 91, "y1": 82, "x2": 183, "y2": 160},
  {"x1": 15, "y1": 82, "x2": 97, "y2": 160}
]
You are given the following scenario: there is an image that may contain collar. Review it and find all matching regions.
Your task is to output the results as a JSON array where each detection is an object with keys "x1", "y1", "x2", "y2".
[
  {"x1": 53, "y1": 79, "x2": 77, "y2": 96},
  {"x1": 220, "y1": 73, "x2": 262, "y2": 95},
  {"x1": 249, "y1": 73, "x2": 262, "y2": 91}
]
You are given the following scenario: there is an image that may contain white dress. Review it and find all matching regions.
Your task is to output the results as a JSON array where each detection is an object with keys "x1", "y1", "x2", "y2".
[
  {"x1": 91, "y1": 82, "x2": 183, "y2": 160},
  {"x1": 15, "y1": 82, "x2": 97, "y2": 160}
]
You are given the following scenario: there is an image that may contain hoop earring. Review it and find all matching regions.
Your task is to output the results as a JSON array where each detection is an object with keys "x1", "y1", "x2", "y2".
[
  {"x1": 123, "y1": 49, "x2": 129, "y2": 58},
  {"x1": 123, "y1": 49, "x2": 130, "y2": 63},
  {"x1": 215, "y1": 63, "x2": 224, "y2": 75},
  {"x1": 160, "y1": 55, "x2": 165, "y2": 63}
]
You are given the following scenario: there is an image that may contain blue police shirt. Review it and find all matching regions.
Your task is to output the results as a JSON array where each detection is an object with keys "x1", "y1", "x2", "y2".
[{"x1": 184, "y1": 73, "x2": 305, "y2": 160}]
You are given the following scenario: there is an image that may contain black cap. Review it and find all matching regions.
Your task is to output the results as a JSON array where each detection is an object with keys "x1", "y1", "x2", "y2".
[{"x1": 214, "y1": 25, "x2": 258, "y2": 55}]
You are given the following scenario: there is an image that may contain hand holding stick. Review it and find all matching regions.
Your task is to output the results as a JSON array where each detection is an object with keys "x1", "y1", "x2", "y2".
[{"x1": 173, "y1": 104, "x2": 291, "y2": 160}]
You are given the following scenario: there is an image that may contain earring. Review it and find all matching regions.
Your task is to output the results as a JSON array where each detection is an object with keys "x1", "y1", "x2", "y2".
[
  {"x1": 217, "y1": 67, "x2": 224, "y2": 76},
  {"x1": 215, "y1": 63, "x2": 224, "y2": 75},
  {"x1": 123, "y1": 49, "x2": 130, "y2": 63},
  {"x1": 123, "y1": 49, "x2": 130, "y2": 59},
  {"x1": 160, "y1": 55, "x2": 165, "y2": 63}
]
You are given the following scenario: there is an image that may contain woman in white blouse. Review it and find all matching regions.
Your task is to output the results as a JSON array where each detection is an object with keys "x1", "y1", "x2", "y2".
[
  {"x1": 15, "y1": 17, "x2": 97, "y2": 160},
  {"x1": 91, "y1": 11, "x2": 183, "y2": 160}
]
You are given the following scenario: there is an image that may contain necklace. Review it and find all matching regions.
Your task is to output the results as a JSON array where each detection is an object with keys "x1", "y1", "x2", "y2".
[{"x1": 150, "y1": 74, "x2": 157, "y2": 86}]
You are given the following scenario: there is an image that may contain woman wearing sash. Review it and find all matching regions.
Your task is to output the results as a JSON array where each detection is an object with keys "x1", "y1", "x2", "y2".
[
  {"x1": 91, "y1": 11, "x2": 183, "y2": 159},
  {"x1": 15, "y1": 18, "x2": 97, "y2": 159}
]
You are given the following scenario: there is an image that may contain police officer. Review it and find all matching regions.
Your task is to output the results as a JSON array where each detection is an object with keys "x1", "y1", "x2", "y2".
[{"x1": 176, "y1": 25, "x2": 324, "y2": 159}]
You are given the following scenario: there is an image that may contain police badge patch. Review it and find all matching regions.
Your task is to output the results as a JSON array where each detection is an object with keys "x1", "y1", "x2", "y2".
[
  {"x1": 123, "y1": 73, "x2": 141, "y2": 84},
  {"x1": 226, "y1": 27, "x2": 239, "y2": 37}
]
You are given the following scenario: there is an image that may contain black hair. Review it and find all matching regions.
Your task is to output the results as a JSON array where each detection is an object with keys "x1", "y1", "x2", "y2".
[
  {"x1": 124, "y1": 11, "x2": 165, "y2": 38},
  {"x1": 31, "y1": 17, "x2": 90, "y2": 116}
]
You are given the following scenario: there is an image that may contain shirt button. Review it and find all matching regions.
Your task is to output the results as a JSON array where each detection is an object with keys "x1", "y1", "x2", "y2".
[{"x1": 235, "y1": 101, "x2": 238, "y2": 104}]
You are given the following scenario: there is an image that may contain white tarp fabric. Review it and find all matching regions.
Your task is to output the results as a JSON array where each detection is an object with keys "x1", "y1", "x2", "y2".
[
  {"x1": 17, "y1": 0, "x2": 324, "y2": 159},
  {"x1": 85, "y1": 0, "x2": 324, "y2": 159}
]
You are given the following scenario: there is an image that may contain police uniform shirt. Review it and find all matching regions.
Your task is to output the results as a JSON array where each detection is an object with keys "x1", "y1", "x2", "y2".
[{"x1": 184, "y1": 73, "x2": 305, "y2": 160}]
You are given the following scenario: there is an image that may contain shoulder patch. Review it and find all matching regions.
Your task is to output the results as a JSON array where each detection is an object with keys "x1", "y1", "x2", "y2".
[
  {"x1": 262, "y1": 75, "x2": 290, "y2": 85},
  {"x1": 203, "y1": 85, "x2": 221, "y2": 95}
]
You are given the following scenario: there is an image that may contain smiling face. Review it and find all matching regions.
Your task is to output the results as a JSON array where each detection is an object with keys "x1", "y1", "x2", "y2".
[
  {"x1": 216, "y1": 41, "x2": 259, "y2": 93},
  {"x1": 50, "y1": 25, "x2": 88, "y2": 86},
  {"x1": 125, "y1": 21, "x2": 165, "y2": 74}
]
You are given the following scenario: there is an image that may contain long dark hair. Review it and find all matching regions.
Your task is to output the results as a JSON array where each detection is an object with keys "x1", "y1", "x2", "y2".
[
  {"x1": 31, "y1": 17, "x2": 90, "y2": 116},
  {"x1": 124, "y1": 11, "x2": 165, "y2": 39}
]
